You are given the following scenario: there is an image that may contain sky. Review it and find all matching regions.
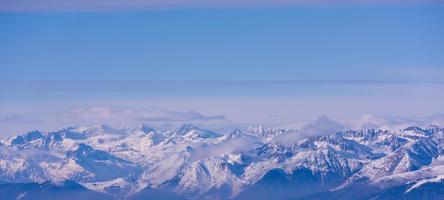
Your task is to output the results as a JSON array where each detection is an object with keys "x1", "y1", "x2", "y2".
[{"x1": 0, "y1": 1, "x2": 444, "y2": 136}]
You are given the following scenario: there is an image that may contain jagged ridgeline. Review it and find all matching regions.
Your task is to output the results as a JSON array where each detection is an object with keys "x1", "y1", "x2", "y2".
[{"x1": 1, "y1": 124, "x2": 444, "y2": 200}]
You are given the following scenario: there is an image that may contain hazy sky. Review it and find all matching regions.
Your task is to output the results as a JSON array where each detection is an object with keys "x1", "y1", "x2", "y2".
[{"x1": 0, "y1": 3, "x2": 443, "y2": 135}]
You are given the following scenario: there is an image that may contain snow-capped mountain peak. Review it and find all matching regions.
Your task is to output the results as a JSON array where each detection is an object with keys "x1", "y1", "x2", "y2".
[{"x1": 1, "y1": 124, "x2": 443, "y2": 200}]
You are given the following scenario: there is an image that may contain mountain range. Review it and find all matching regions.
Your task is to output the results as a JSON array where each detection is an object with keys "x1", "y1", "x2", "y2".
[{"x1": 1, "y1": 124, "x2": 443, "y2": 200}]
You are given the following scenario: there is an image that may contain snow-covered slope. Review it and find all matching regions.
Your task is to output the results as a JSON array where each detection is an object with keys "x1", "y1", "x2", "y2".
[{"x1": 0, "y1": 124, "x2": 443, "y2": 199}]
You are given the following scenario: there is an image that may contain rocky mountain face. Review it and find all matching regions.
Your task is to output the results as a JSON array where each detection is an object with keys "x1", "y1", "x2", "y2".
[{"x1": 0, "y1": 124, "x2": 443, "y2": 200}]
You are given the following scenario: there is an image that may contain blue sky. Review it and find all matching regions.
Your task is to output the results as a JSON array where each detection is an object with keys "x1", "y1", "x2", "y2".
[
  {"x1": 0, "y1": 4, "x2": 443, "y2": 135},
  {"x1": 1, "y1": 7, "x2": 443, "y2": 81}
]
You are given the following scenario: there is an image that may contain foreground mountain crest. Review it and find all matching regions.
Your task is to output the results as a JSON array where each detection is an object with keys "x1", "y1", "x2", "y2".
[{"x1": 1, "y1": 124, "x2": 443, "y2": 200}]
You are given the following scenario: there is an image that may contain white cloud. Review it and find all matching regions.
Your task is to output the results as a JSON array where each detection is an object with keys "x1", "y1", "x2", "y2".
[
  {"x1": 0, "y1": 106, "x2": 235, "y2": 137},
  {"x1": 0, "y1": 114, "x2": 41, "y2": 124},
  {"x1": 56, "y1": 106, "x2": 233, "y2": 130},
  {"x1": 299, "y1": 116, "x2": 344, "y2": 136},
  {"x1": 0, "y1": 114, "x2": 44, "y2": 138},
  {"x1": 343, "y1": 114, "x2": 444, "y2": 130},
  {"x1": 271, "y1": 113, "x2": 444, "y2": 145},
  {"x1": 272, "y1": 116, "x2": 344, "y2": 144},
  {"x1": 1, "y1": 103, "x2": 443, "y2": 140}
]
